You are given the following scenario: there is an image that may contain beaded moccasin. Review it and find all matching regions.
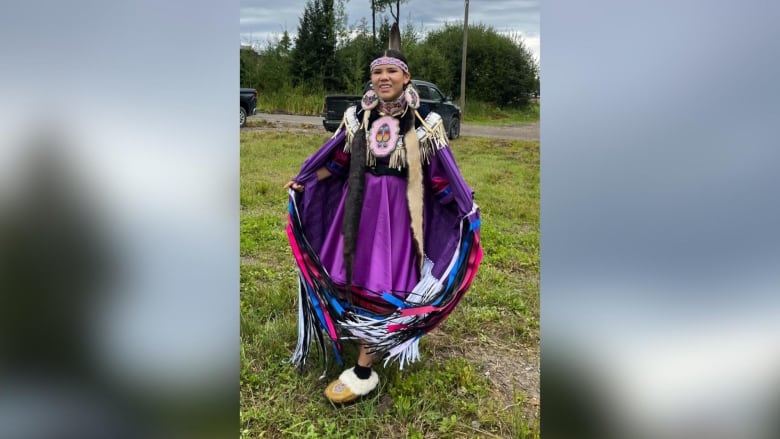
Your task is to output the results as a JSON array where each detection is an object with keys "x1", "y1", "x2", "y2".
[{"x1": 324, "y1": 367, "x2": 379, "y2": 404}]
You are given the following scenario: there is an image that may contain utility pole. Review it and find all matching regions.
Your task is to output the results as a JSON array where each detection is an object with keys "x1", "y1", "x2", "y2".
[{"x1": 460, "y1": 0, "x2": 469, "y2": 117}]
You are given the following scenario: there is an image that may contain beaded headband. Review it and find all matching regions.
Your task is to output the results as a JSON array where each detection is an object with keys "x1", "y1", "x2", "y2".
[{"x1": 370, "y1": 56, "x2": 408, "y2": 73}]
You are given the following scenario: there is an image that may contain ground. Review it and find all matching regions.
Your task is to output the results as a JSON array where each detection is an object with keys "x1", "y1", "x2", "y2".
[
  {"x1": 427, "y1": 330, "x2": 540, "y2": 421},
  {"x1": 246, "y1": 113, "x2": 540, "y2": 141},
  {"x1": 242, "y1": 114, "x2": 540, "y2": 438}
]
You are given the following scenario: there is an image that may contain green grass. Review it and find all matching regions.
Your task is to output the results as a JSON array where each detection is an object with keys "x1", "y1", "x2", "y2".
[
  {"x1": 241, "y1": 131, "x2": 539, "y2": 438},
  {"x1": 464, "y1": 101, "x2": 540, "y2": 126}
]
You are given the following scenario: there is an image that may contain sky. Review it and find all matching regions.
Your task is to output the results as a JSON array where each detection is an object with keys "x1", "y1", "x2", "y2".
[{"x1": 240, "y1": 0, "x2": 540, "y2": 62}]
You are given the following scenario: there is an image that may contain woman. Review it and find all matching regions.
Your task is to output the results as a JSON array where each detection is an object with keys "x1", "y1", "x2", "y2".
[{"x1": 285, "y1": 46, "x2": 482, "y2": 404}]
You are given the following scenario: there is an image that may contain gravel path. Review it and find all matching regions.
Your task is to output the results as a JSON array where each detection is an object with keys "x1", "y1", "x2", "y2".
[{"x1": 248, "y1": 113, "x2": 539, "y2": 141}]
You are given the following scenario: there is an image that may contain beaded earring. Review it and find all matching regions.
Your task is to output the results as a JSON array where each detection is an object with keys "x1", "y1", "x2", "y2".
[
  {"x1": 403, "y1": 83, "x2": 420, "y2": 110},
  {"x1": 361, "y1": 89, "x2": 378, "y2": 111}
]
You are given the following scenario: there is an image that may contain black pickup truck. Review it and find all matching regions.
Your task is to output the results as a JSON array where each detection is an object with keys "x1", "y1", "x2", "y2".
[
  {"x1": 322, "y1": 80, "x2": 462, "y2": 139},
  {"x1": 240, "y1": 88, "x2": 257, "y2": 127}
]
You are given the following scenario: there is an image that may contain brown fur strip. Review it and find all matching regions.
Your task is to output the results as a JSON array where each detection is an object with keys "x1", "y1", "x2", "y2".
[
  {"x1": 403, "y1": 114, "x2": 424, "y2": 270},
  {"x1": 341, "y1": 110, "x2": 371, "y2": 300}
]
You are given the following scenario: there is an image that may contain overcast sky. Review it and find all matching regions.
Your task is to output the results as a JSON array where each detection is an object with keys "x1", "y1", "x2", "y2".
[{"x1": 240, "y1": 0, "x2": 540, "y2": 62}]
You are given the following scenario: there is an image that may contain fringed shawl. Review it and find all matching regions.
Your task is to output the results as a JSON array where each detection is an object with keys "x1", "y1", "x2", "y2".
[{"x1": 287, "y1": 106, "x2": 482, "y2": 373}]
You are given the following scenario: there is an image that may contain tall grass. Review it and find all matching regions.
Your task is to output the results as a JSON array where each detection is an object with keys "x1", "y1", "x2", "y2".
[
  {"x1": 256, "y1": 87, "x2": 540, "y2": 125},
  {"x1": 464, "y1": 101, "x2": 540, "y2": 125},
  {"x1": 241, "y1": 131, "x2": 539, "y2": 438},
  {"x1": 256, "y1": 86, "x2": 326, "y2": 116}
]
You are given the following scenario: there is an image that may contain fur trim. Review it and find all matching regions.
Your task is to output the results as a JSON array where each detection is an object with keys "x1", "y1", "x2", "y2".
[
  {"x1": 363, "y1": 109, "x2": 376, "y2": 167},
  {"x1": 342, "y1": 114, "x2": 368, "y2": 293},
  {"x1": 342, "y1": 106, "x2": 361, "y2": 152},
  {"x1": 331, "y1": 120, "x2": 346, "y2": 139},
  {"x1": 338, "y1": 367, "x2": 379, "y2": 395},
  {"x1": 404, "y1": 124, "x2": 424, "y2": 269},
  {"x1": 414, "y1": 110, "x2": 449, "y2": 164}
]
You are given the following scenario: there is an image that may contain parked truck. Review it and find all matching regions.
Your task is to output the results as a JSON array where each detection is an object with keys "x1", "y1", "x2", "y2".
[
  {"x1": 240, "y1": 88, "x2": 257, "y2": 127},
  {"x1": 322, "y1": 80, "x2": 461, "y2": 140}
]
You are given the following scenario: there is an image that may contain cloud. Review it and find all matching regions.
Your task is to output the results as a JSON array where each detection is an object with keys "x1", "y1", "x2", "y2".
[{"x1": 240, "y1": 0, "x2": 540, "y2": 60}]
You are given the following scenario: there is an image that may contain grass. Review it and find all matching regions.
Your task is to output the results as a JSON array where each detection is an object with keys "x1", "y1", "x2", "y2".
[
  {"x1": 256, "y1": 87, "x2": 326, "y2": 116},
  {"x1": 240, "y1": 130, "x2": 539, "y2": 438},
  {"x1": 464, "y1": 101, "x2": 540, "y2": 126}
]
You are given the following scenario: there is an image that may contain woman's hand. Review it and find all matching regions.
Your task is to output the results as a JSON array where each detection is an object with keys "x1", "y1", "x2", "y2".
[
  {"x1": 285, "y1": 167, "x2": 330, "y2": 192},
  {"x1": 284, "y1": 181, "x2": 304, "y2": 192}
]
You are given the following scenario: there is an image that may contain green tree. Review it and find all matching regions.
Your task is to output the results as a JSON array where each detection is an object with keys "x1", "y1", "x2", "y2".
[
  {"x1": 425, "y1": 23, "x2": 537, "y2": 107},
  {"x1": 247, "y1": 5, "x2": 539, "y2": 110},
  {"x1": 370, "y1": 0, "x2": 377, "y2": 47},
  {"x1": 398, "y1": 21, "x2": 452, "y2": 93},
  {"x1": 401, "y1": 18, "x2": 420, "y2": 49},
  {"x1": 258, "y1": 35, "x2": 294, "y2": 92},
  {"x1": 334, "y1": 0, "x2": 350, "y2": 46},
  {"x1": 336, "y1": 17, "x2": 375, "y2": 93},
  {"x1": 240, "y1": 47, "x2": 261, "y2": 89},
  {"x1": 290, "y1": 0, "x2": 340, "y2": 91},
  {"x1": 239, "y1": 29, "x2": 298, "y2": 93},
  {"x1": 376, "y1": 15, "x2": 391, "y2": 50},
  {"x1": 279, "y1": 30, "x2": 292, "y2": 55}
]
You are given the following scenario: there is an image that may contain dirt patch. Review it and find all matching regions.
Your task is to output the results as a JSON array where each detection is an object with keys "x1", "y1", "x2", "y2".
[
  {"x1": 460, "y1": 122, "x2": 539, "y2": 141},
  {"x1": 426, "y1": 330, "x2": 540, "y2": 422},
  {"x1": 243, "y1": 120, "x2": 323, "y2": 136}
]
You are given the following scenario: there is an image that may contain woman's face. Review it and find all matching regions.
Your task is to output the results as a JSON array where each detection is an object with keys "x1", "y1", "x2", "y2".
[{"x1": 371, "y1": 63, "x2": 411, "y2": 101}]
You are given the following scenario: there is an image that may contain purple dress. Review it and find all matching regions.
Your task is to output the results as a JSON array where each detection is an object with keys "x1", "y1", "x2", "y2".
[{"x1": 318, "y1": 157, "x2": 420, "y2": 298}]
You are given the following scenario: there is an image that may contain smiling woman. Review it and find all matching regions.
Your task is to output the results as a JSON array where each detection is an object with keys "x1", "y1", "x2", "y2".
[
  {"x1": 370, "y1": 58, "x2": 409, "y2": 101},
  {"x1": 282, "y1": 25, "x2": 483, "y2": 405}
]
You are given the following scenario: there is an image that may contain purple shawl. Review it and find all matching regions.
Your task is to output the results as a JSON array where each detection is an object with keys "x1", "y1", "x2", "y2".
[{"x1": 292, "y1": 130, "x2": 477, "y2": 279}]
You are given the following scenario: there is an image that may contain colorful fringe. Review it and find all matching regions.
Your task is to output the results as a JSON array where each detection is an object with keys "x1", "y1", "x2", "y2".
[{"x1": 287, "y1": 191, "x2": 483, "y2": 373}]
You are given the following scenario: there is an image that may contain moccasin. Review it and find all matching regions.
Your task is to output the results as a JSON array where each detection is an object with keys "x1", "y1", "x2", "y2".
[{"x1": 324, "y1": 367, "x2": 379, "y2": 404}]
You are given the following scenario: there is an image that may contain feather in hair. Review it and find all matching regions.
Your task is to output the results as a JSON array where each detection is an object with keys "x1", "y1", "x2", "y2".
[{"x1": 389, "y1": 22, "x2": 401, "y2": 51}]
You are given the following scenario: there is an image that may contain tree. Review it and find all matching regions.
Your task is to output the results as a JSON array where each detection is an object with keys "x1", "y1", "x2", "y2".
[
  {"x1": 375, "y1": 0, "x2": 408, "y2": 25},
  {"x1": 290, "y1": 0, "x2": 340, "y2": 91},
  {"x1": 425, "y1": 23, "x2": 538, "y2": 106},
  {"x1": 370, "y1": 0, "x2": 377, "y2": 47},
  {"x1": 376, "y1": 15, "x2": 391, "y2": 50},
  {"x1": 279, "y1": 30, "x2": 292, "y2": 55},
  {"x1": 240, "y1": 47, "x2": 261, "y2": 89},
  {"x1": 239, "y1": 29, "x2": 298, "y2": 93},
  {"x1": 367, "y1": 0, "x2": 407, "y2": 51},
  {"x1": 336, "y1": 17, "x2": 375, "y2": 93},
  {"x1": 334, "y1": 0, "x2": 350, "y2": 46},
  {"x1": 269, "y1": 3, "x2": 538, "y2": 107},
  {"x1": 398, "y1": 21, "x2": 453, "y2": 91}
]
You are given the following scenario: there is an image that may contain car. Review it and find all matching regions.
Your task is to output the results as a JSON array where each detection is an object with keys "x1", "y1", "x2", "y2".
[
  {"x1": 240, "y1": 88, "x2": 257, "y2": 127},
  {"x1": 412, "y1": 80, "x2": 461, "y2": 140}
]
